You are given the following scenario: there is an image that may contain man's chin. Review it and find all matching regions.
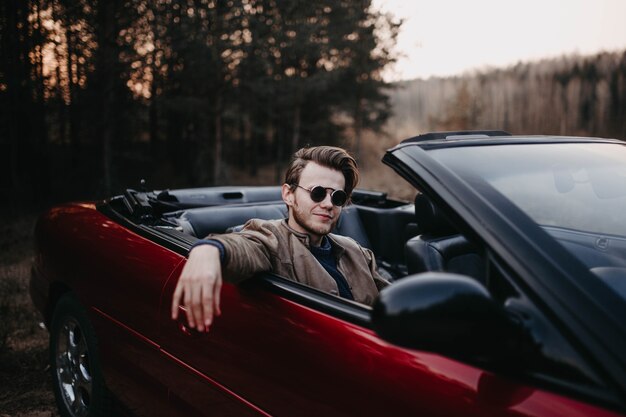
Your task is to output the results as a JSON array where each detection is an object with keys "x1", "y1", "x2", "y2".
[
  {"x1": 312, "y1": 223, "x2": 334, "y2": 236},
  {"x1": 299, "y1": 221, "x2": 331, "y2": 237},
  {"x1": 291, "y1": 210, "x2": 335, "y2": 237}
]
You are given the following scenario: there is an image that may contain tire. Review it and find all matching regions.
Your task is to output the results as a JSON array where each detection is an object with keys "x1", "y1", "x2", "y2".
[{"x1": 49, "y1": 294, "x2": 111, "y2": 417}]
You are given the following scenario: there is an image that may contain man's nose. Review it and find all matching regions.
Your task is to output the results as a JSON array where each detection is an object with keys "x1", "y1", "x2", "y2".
[{"x1": 319, "y1": 192, "x2": 333, "y2": 208}]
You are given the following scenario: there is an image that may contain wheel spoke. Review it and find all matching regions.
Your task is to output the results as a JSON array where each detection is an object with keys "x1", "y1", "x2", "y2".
[
  {"x1": 78, "y1": 361, "x2": 93, "y2": 385},
  {"x1": 72, "y1": 386, "x2": 90, "y2": 416},
  {"x1": 58, "y1": 366, "x2": 73, "y2": 385},
  {"x1": 67, "y1": 323, "x2": 80, "y2": 357},
  {"x1": 77, "y1": 344, "x2": 92, "y2": 379},
  {"x1": 61, "y1": 381, "x2": 77, "y2": 406}
]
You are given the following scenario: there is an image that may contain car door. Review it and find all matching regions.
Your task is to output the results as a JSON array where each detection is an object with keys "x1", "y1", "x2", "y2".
[{"x1": 157, "y1": 260, "x2": 622, "y2": 417}]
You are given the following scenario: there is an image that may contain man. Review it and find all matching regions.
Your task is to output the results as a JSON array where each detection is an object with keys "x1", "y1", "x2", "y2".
[{"x1": 171, "y1": 146, "x2": 388, "y2": 332}]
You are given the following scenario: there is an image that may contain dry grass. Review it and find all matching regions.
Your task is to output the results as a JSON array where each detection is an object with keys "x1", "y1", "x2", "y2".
[
  {"x1": 357, "y1": 130, "x2": 418, "y2": 202},
  {"x1": 0, "y1": 213, "x2": 59, "y2": 417}
]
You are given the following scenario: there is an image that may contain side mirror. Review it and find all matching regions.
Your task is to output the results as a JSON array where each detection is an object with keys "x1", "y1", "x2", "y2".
[{"x1": 372, "y1": 273, "x2": 524, "y2": 363}]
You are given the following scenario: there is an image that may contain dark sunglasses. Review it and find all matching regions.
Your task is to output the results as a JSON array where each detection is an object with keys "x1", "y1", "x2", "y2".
[{"x1": 293, "y1": 184, "x2": 348, "y2": 207}]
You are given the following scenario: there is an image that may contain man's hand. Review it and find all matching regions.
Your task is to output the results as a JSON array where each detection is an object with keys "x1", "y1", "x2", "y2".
[{"x1": 171, "y1": 244, "x2": 223, "y2": 332}]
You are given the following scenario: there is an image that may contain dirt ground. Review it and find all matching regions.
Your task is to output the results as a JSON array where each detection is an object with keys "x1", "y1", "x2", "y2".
[{"x1": 0, "y1": 212, "x2": 59, "y2": 417}]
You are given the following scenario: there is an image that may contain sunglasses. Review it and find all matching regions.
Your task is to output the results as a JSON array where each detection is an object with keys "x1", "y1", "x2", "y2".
[{"x1": 293, "y1": 184, "x2": 348, "y2": 207}]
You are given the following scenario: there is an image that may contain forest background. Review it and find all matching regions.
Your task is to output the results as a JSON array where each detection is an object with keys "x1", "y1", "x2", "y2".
[
  {"x1": 3, "y1": 0, "x2": 626, "y2": 211},
  {"x1": 1, "y1": 0, "x2": 402, "y2": 210},
  {"x1": 1, "y1": 0, "x2": 626, "y2": 414}
]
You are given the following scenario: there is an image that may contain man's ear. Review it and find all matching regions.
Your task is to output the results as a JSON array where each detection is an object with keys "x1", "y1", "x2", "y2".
[{"x1": 282, "y1": 183, "x2": 295, "y2": 207}]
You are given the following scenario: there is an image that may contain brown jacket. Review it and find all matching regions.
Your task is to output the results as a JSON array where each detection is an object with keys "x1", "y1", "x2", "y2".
[{"x1": 209, "y1": 218, "x2": 387, "y2": 305}]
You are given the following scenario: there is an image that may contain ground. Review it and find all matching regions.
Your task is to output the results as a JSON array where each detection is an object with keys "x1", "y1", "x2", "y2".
[{"x1": 0, "y1": 213, "x2": 59, "y2": 417}]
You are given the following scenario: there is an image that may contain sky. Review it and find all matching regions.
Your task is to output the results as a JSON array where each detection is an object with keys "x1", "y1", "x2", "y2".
[{"x1": 373, "y1": 0, "x2": 626, "y2": 81}]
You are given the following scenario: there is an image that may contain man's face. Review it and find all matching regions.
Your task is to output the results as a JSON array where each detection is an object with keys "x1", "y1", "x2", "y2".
[{"x1": 282, "y1": 162, "x2": 345, "y2": 246}]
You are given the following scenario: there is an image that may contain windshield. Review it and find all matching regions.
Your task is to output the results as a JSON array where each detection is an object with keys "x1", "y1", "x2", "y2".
[{"x1": 430, "y1": 142, "x2": 626, "y2": 296}]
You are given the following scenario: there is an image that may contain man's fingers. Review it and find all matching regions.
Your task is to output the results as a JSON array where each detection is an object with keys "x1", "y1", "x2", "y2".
[
  {"x1": 171, "y1": 283, "x2": 183, "y2": 320},
  {"x1": 202, "y1": 285, "x2": 214, "y2": 331},
  {"x1": 190, "y1": 280, "x2": 205, "y2": 332},
  {"x1": 183, "y1": 283, "x2": 197, "y2": 329},
  {"x1": 214, "y1": 274, "x2": 222, "y2": 317}
]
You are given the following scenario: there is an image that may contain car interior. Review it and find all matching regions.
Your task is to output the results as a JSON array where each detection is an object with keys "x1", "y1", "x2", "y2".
[
  {"x1": 404, "y1": 193, "x2": 487, "y2": 284},
  {"x1": 121, "y1": 186, "x2": 485, "y2": 284},
  {"x1": 109, "y1": 184, "x2": 494, "y2": 291},
  {"x1": 158, "y1": 187, "x2": 416, "y2": 280}
]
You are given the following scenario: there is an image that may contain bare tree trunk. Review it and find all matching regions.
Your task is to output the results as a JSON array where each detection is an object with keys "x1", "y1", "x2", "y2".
[
  {"x1": 2, "y1": 0, "x2": 28, "y2": 194},
  {"x1": 33, "y1": 0, "x2": 50, "y2": 201},
  {"x1": 149, "y1": 76, "x2": 158, "y2": 151},
  {"x1": 148, "y1": 13, "x2": 160, "y2": 153},
  {"x1": 243, "y1": 111, "x2": 256, "y2": 175},
  {"x1": 291, "y1": 104, "x2": 301, "y2": 156},
  {"x1": 64, "y1": 23, "x2": 80, "y2": 153},
  {"x1": 353, "y1": 96, "x2": 363, "y2": 162},
  {"x1": 213, "y1": 95, "x2": 223, "y2": 185},
  {"x1": 263, "y1": 117, "x2": 278, "y2": 182},
  {"x1": 96, "y1": 0, "x2": 119, "y2": 195},
  {"x1": 56, "y1": 60, "x2": 67, "y2": 144}
]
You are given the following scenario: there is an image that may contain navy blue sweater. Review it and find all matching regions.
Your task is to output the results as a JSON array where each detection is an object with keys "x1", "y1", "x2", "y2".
[{"x1": 309, "y1": 237, "x2": 354, "y2": 300}]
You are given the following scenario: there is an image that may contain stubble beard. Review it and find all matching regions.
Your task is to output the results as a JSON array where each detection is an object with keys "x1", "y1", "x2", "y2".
[{"x1": 291, "y1": 200, "x2": 337, "y2": 238}]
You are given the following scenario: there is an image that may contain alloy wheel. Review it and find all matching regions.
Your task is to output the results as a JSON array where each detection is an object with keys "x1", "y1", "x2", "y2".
[{"x1": 54, "y1": 316, "x2": 93, "y2": 417}]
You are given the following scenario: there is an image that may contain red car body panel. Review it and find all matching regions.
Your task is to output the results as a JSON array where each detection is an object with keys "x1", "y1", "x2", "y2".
[
  {"x1": 31, "y1": 202, "x2": 624, "y2": 416},
  {"x1": 159, "y1": 268, "x2": 622, "y2": 417}
]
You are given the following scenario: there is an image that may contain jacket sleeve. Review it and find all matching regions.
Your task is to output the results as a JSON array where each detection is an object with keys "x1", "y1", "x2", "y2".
[{"x1": 207, "y1": 219, "x2": 281, "y2": 284}]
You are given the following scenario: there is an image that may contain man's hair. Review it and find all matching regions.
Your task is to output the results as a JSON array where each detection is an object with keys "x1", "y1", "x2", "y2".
[{"x1": 284, "y1": 146, "x2": 360, "y2": 196}]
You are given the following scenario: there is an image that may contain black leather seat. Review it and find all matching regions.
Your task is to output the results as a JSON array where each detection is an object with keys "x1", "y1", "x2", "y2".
[
  {"x1": 405, "y1": 194, "x2": 485, "y2": 283},
  {"x1": 173, "y1": 202, "x2": 287, "y2": 236}
]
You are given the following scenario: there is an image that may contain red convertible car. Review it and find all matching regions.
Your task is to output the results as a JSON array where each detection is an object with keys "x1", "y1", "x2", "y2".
[{"x1": 31, "y1": 131, "x2": 626, "y2": 417}]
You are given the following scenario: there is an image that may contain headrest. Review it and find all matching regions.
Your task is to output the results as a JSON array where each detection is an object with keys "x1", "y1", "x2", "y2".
[{"x1": 414, "y1": 193, "x2": 457, "y2": 237}]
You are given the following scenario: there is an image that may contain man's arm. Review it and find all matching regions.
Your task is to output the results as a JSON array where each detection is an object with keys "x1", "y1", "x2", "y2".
[
  {"x1": 171, "y1": 244, "x2": 223, "y2": 332},
  {"x1": 170, "y1": 219, "x2": 279, "y2": 332}
]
